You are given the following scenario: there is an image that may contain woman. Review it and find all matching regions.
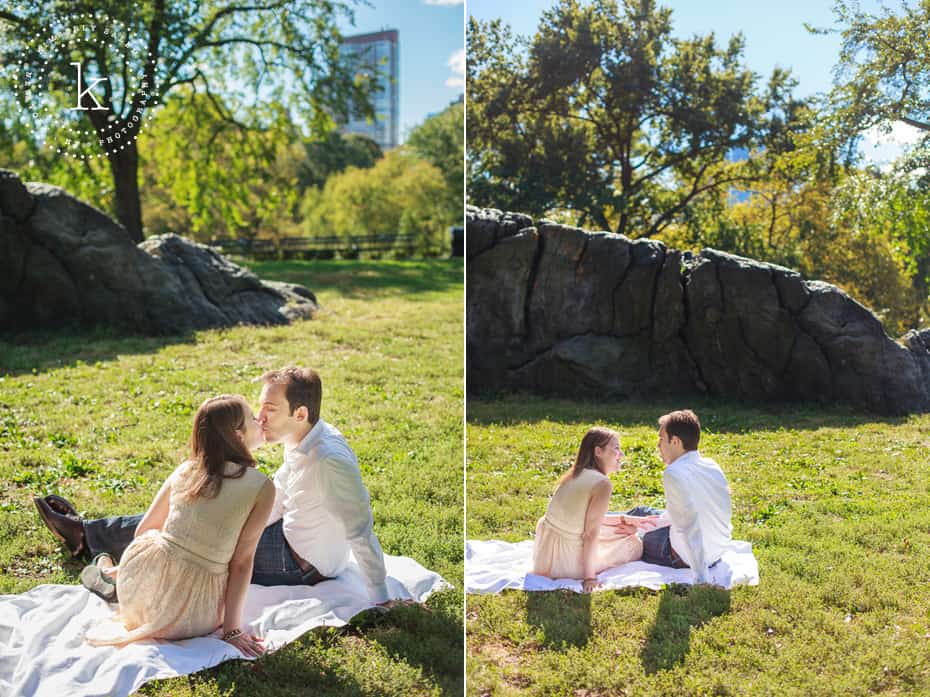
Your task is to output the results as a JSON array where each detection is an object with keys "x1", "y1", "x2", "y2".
[
  {"x1": 84, "y1": 395, "x2": 276, "y2": 657},
  {"x1": 532, "y1": 427, "x2": 652, "y2": 592}
]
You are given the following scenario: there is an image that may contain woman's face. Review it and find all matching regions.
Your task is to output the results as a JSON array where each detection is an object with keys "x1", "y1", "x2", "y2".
[
  {"x1": 238, "y1": 403, "x2": 264, "y2": 452},
  {"x1": 595, "y1": 435, "x2": 623, "y2": 474}
]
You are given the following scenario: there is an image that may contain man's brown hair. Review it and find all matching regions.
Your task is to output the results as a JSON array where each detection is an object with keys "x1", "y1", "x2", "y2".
[
  {"x1": 658, "y1": 409, "x2": 701, "y2": 451},
  {"x1": 260, "y1": 366, "x2": 322, "y2": 423}
]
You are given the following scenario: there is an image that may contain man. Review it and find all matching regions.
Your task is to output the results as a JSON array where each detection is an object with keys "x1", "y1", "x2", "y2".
[
  {"x1": 610, "y1": 409, "x2": 733, "y2": 584},
  {"x1": 34, "y1": 366, "x2": 391, "y2": 604}
]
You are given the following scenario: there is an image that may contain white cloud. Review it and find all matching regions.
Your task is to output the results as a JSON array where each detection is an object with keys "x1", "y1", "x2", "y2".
[
  {"x1": 445, "y1": 48, "x2": 465, "y2": 88},
  {"x1": 860, "y1": 120, "x2": 924, "y2": 170},
  {"x1": 424, "y1": 0, "x2": 464, "y2": 5}
]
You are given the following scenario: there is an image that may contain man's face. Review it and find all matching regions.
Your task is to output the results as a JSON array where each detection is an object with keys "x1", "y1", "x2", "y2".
[
  {"x1": 657, "y1": 425, "x2": 677, "y2": 465},
  {"x1": 239, "y1": 402, "x2": 265, "y2": 451},
  {"x1": 257, "y1": 382, "x2": 301, "y2": 445}
]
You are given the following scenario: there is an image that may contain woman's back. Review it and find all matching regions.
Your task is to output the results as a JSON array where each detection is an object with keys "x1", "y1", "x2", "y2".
[
  {"x1": 532, "y1": 467, "x2": 641, "y2": 579},
  {"x1": 544, "y1": 468, "x2": 607, "y2": 534},
  {"x1": 86, "y1": 463, "x2": 269, "y2": 645},
  {"x1": 163, "y1": 463, "x2": 268, "y2": 569}
]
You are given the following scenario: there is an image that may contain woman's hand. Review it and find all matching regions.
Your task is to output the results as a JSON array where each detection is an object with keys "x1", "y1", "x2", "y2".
[
  {"x1": 224, "y1": 630, "x2": 266, "y2": 658},
  {"x1": 582, "y1": 578, "x2": 601, "y2": 593},
  {"x1": 636, "y1": 515, "x2": 662, "y2": 531}
]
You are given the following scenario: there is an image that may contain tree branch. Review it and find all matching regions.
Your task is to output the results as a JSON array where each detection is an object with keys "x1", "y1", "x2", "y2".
[
  {"x1": 165, "y1": 0, "x2": 291, "y2": 86},
  {"x1": 0, "y1": 10, "x2": 25, "y2": 25},
  {"x1": 900, "y1": 116, "x2": 930, "y2": 132}
]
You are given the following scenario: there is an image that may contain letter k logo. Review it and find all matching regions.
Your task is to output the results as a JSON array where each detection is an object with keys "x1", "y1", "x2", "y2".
[{"x1": 69, "y1": 62, "x2": 108, "y2": 111}]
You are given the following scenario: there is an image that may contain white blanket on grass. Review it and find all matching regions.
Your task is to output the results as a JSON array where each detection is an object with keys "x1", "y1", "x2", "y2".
[
  {"x1": 0, "y1": 553, "x2": 448, "y2": 697},
  {"x1": 465, "y1": 539, "x2": 758, "y2": 594}
]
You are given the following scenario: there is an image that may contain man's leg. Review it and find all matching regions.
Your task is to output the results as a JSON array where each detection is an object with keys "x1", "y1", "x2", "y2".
[
  {"x1": 624, "y1": 506, "x2": 689, "y2": 568},
  {"x1": 84, "y1": 514, "x2": 143, "y2": 561},
  {"x1": 626, "y1": 505, "x2": 662, "y2": 517},
  {"x1": 250, "y1": 520, "x2": 330, "y2": 586}
]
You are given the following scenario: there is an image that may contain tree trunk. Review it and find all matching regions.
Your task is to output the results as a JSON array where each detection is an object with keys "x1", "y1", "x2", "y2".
[{"x1": 106, "y1": 141, "x2": 143, "y2": 243}]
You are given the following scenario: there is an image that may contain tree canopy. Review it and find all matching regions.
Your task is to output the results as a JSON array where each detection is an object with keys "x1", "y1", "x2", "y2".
[
  {"x1": 407, "y1": 100, "x2": 464, "y2": 199},
  {"x1": 301, "y1": 148, "x2": 456, "y2": 256},
  {"x1": 823, "y1": 0, "x2": 930, "y2": 136},
  {"x1": 467, "y1": 0, "x2": 809, "y2": 237},
  {"x1": 0, "y1": 0, "x2": 373, "y2": 241}
]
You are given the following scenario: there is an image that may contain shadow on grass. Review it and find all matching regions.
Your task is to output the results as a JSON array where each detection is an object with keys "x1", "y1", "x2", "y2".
[
  {"x1": 0, "y1": 328, "x2": 196, "y2": 376},
  {"x1": 206, "y1": 627, "x2": 371, "y2": 697},
  {"x1": 640, "y1": 584, "x2": 731, "y2": 674},
  {"x1": 201, "y1": 606, "x2": 463, "y2": 697},
  {"x1": 356, "y1": 600, "x2": 464, "y2": 696},
  {"x1": 525, "y1": 590, "x2": 593, "y2": 649},
  {"x1": 466, "y1": 393, "x2": 908, "y2": 432},
  {"x1": 247, "y1": 259, "x2": 463, "y2": 300}
]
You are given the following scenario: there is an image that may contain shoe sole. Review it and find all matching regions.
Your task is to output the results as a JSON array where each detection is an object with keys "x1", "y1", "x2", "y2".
[{"x1": 80, "y1": 564, "x2": 116, "y2": 602}]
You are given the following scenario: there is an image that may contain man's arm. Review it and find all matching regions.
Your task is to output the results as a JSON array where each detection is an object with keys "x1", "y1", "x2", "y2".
[
  {"x1": 663, "y1": 468, "x2": 709, "y2": 583},
  {"x1": 265, "y1": 460, "x2": 289, "y2": 526},
  {"x1": 320, "y1": 455, "x2": 390, "y2": 603}
]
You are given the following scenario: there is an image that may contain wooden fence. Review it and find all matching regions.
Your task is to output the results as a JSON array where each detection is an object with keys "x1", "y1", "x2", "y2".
[{"x1": 208, "y1": 233, "x2": 418, "y2": 260}]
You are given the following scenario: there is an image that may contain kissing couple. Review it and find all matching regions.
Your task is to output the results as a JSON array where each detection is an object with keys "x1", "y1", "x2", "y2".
[
  {"x1": 532, "y1": 410, "x2": 733, "y2": 592},
  {"x1": 33, "y1": 366, "x2": 394, "y2": 657}
]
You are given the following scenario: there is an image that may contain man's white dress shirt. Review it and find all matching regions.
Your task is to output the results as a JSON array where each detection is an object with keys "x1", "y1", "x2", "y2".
[
  {"x1": 657, "y1": 450, "x2": 732, "y2": 584},
  {"x1": 267, "y1": 419, "x2": 389, "y2": 602}
]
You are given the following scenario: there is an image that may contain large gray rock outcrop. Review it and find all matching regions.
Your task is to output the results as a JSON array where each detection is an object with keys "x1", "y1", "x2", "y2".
[
  {"x1": 0, "y1": 169, "x2": 317, "y2": 334},
  {"x1": 467, "y1": 206, "x2": 930, "y2": 414}
]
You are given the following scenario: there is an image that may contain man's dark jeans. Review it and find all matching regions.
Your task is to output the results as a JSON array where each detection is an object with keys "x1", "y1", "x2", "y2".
[
  {"x1": 85, "y1": 515, "x2": 328, "y2": 586},
  {"x1": 624, "y1": 505, "x2": 690, "y2": 569}
]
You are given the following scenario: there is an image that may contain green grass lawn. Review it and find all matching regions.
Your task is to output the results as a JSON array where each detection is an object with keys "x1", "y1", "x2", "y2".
[
  {"x1": 467, "y1": 396, "x2": 930, "y2": 696},
  {"x1": 0, "y1": 258, "x2": 464, "y2": 697}
]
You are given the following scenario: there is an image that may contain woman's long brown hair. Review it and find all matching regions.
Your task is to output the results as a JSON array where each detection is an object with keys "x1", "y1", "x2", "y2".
[
  {"x1": 176, "y1": 395, "x2": 255, "y2": 501},
  {"x1": 557, "y1": 427, "x2": 619, "y2": 486}
]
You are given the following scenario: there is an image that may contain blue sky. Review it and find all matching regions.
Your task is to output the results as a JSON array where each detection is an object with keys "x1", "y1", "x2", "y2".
[
  {"x1": 467, "y1": 0, "x2": 920, "y2": 164},
  {"x1": 340, "y1": 0, "x2": 464, "y2": 142},
  {"x1": 467, "y1": 0, "x2": 847, "y2": 98}
]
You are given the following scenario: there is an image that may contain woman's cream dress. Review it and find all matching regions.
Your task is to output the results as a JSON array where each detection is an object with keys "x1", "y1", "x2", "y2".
[
  {"x1": 532, "y1": 468, "x2": 642, "y2": 579},
  {"x1": 86, "y1": 462, "x2": 268, "y2": 646}
]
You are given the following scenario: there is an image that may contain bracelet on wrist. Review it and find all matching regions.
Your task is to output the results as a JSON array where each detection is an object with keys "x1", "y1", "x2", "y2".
[{"x1": 222, "y1": 628, "x2": 242, "y2": 641}]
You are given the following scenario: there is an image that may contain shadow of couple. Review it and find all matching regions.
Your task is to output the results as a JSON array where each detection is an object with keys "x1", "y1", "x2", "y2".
[{"x1": 525, "y1": 584, "x2": 731, "y2": 674}]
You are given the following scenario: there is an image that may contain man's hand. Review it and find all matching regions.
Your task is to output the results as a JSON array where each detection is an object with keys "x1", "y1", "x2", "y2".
[{"x1": 605, "y1": 521, "x2": 638, "y2": 537}]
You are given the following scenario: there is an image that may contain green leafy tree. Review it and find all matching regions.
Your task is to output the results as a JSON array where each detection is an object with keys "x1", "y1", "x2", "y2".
[
  {"x1": 467, "y1": 0, "x2": 808, "y2": 237},
  {"x1": 0, "y1": 89, "x2": 115, "y2": 209},
  {"x1": 663, "y1": 157, "x2": 927, "y2": 335},
  {"x1": 0, "y1": 0, "x2": 373, "y2": 242},
  {"x1": 407, "y1": 100, "x2": 464, "y2": 200},
  {"x1": 301, "y1": 148, "x2": 456, "y2": 256},
  {"x1": 139, "y1": 90, "x2": 301, "y2": 243},
  {"x1": 820, "y1": 0, "x2": 930, "y2": 137},
  {"x1": 828, "y1": 151, "x2": 930, "y2": 332},
  {"x1": 298, "y1": 132, "x2": 383, "y2": 192}
]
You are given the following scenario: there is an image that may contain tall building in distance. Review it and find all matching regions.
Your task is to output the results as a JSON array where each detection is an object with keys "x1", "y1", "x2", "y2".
[{"x1": 340, "y1": 29, "x2": 399, "y2": 150}]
